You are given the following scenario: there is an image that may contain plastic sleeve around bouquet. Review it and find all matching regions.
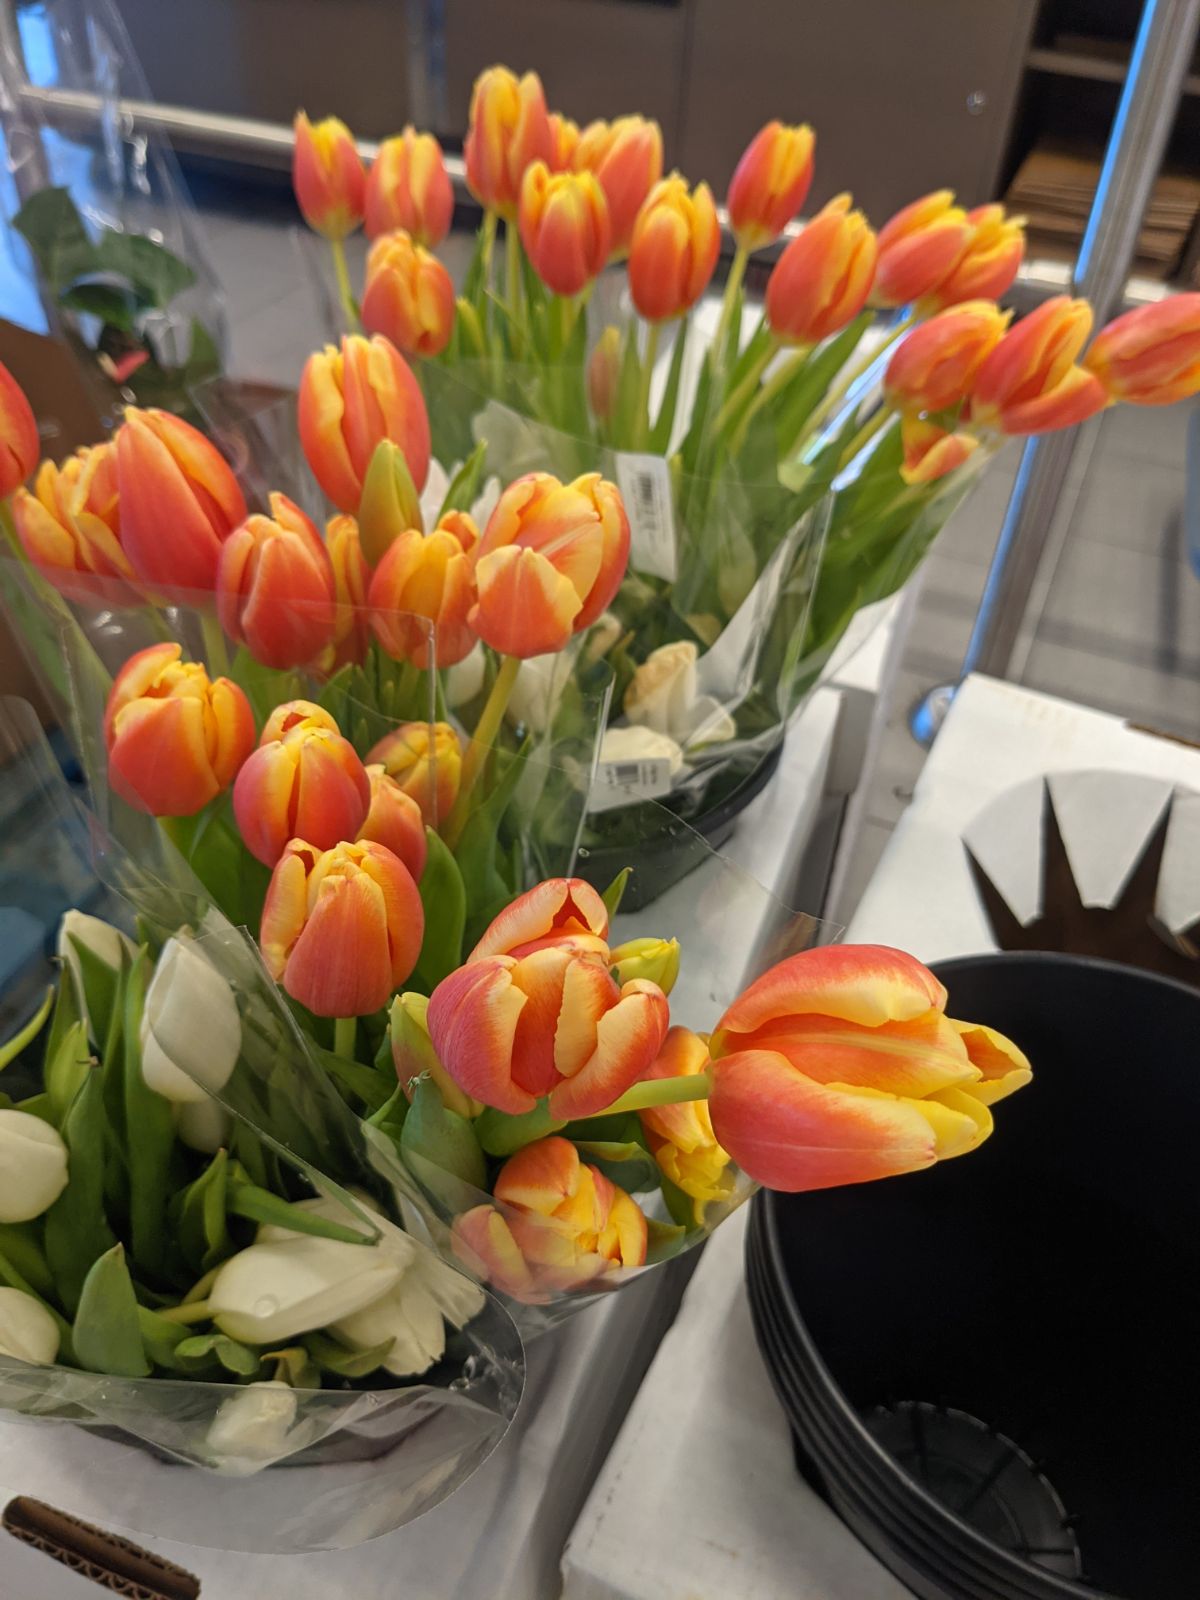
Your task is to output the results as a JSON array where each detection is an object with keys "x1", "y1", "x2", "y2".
[
  {"x1": 0, "y1": 700, "x2": 524, "y2": 1554},
  {"x1": 0, "y1": 0, "x2": 227, "y2": 421}
]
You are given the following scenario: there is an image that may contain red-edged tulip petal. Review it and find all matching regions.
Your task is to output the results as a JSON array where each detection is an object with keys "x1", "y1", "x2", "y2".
[
  {"x1": 427, "y1": 957, "x2": 535, "y2": 1114},
  {"x1": 547, "y1": 978, "x2": 670, "y2": 1119},
  {"x1": 468, "y1": 876, "x2": 609, "y2": 961}
]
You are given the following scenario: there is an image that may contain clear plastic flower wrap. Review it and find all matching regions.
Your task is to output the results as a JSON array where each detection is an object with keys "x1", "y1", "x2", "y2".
[{"x1": 0, "y1": 698, "x2": 525, "y2": 1553}]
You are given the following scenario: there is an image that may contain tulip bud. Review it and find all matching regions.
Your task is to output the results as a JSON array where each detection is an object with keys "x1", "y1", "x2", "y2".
[
  {"x1": 210, "y1": 1235, "x2": 403, "y2": 1344},
  {"x1": 57, "y1": 911, "x2": 136, "y2": 1038},
  {"x1": 573, "y1": 115, "x2": 663, "y2": 256},
  {"x1": 207, "y1": 1380, "x2": 299, "y2": 1472},
  {"x1": 104, "y1": 643, "x2": 255, "y2": 817},
  {"x1": 471, "y1": 472, "x2": 630, "y2": 658},
  {"x1": 0, "y1": 1111, "x2": 68, "y2": 1222},
  {"x1": 467, "y1": 876, "x2": 610, "y2": 961},
  {"x1": 115, "y1": 408, "x2": 247, "y2": 592},
  {"x1": 609, "y1": 936, "x2": 680, "y2": 994},
  {"x1": 332, "y1": 1244, "x2": 485, "y2": 1376},
  {"x1": 1084, "y1": 292, "x2": 1200, "y2": 407},
  {"x1": 623, "y1": 639, "x2": 699, "y2": 736},
  {"x1": 926, "y1": 203, "x2": 1024, "y2": 310},
  {"x1": 322, "y1": 513, "x2": 372, "y2": 671},
  {"x1": 233, "y1": 699, "x2": 370, "y2": 868},
  {"x1": 216, "y1": 494, "x2": 335, "y2": 670},
  {"x1": 361, "y1": 230, "x2": 456, "y2": 359},
  {"x1": 369, "y1": 509, "x2": 480, "y2": 668},
  {"x1": 884, "y1": 300, "x2": 1010, "y2": 415},
  {"x1": 726, "y1": 120, "x2": 815, "y2": 252},
  {"x1": 547, "y1": 111, "x2": 580, "y2": 173},
  {"x1": 261, "y1": 838, "x2": 424, "y2": 1016},
  {"x1": 505, "y1": 652, "x2": 571, "y2": 736},
  {"x1": 400, "y1": 1075, "x2": 486, "y2": 1189},
  {"x1": 899, "y1": 415, "x2": 981, "y2": 486},
  {"x1": 298, "y1": 334, "x2": 431, "y2": 513},
  {"x1": 0, "y1": 1287, "x2": 59, "y2": 1365},
  {"x1": 292, "y1": 112, "x2": 365, "y2": 240},
  {"x1": 518, "y1": 162, "x2": 611, "y2": 297},
  {"x1": 12, "y1": 443, "x2": 135, "y2": 605},
  {"x1": 0, "y1": 359, "x2": 39, "y2": 498},
  {"x1": 367, "y1": 721, "x2": 462, "y2": 825},
  {"x1": 140, "y1": 936, "x2": 241, "y2": 1105},
  {"x1": 765, "y1": 194, "x2": 877, "y2": 346},
  {"x1": 972, "y1": 296, "x2": 1108, "y2": 435},
  {"x1": 588, "y1": 326, "x2": 621, "y2": 421},
  {"x1": 628, "y1": 174, "x2": 721, "y2": 322},
  {"x1": 391, "y1": 992, "x2": 481, "y2": 1119},
  {"x1": 365, "y1": 128, "x2": 453, "y2": 247},
  {"x1": 175, "y1": 1096, "x2": 233, "y2": 1155},
  {"x1": 874, "y1": 190, "x2": 970, "y2": 309},
  {"x1": 357, "y1": 438, "x2": 424, "y2": 567},
  {"x1": 358, "y1": 765, "x2": 428, "y2": 880},
  {"x1": 639, "y1": 1026, "x2": 734, "y2": 1223},
  {"x1": 464, "y1": 65, "x2": 554, "y2": 217}
]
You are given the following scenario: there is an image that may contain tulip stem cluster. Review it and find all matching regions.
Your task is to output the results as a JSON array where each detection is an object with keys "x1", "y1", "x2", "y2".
[
  {"x1": 636, "y1": 322, "x2": 661, "y2": 447},
  {"x1": 712, "y1": 244, "x2": 750, "y2": 364},
  {"x1": 443, "y1": 652, "x2": 523, "y2": 847}
]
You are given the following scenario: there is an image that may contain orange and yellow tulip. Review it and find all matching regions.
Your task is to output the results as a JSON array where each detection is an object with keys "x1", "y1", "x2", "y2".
[
  {"x1": 368, "y1": 509, "x2": 479, "y2": 668},
  {"x1": 518, "y1": 162, "x2": 611, "y2": 296},
  {"x1": 899, "y1": 415, "x2": 981, "y2": 486},
  {"x1": 216, "y1": 493, "x2": 335, "y2": 669},
  {"x1": 298, "y1": 333, "x2": 431, "y2": 512},
  {"x1": 972, "y1": 296, "x2": 1108, "y2": 435},
  {"x1": 884, "y1": 300, "x2": 1010, "y2": 415},
  {"x1": 547, "y1": 111, "x2": 580, "y2": 173},
  {"x1": 587, "y1": 325, "x2": 621, "y2": 421},
  {"x1": 115, "y1": 407, "x2": 246, "y2": 592},
  {"x1": 232, "y1": 699, "x2": 370, "y2": 868},
  {"x1": 628, "y1": 175, "x2": 721, "y2": 322},
  {"x1": 573, "y1": 115, "x2": 663, "y2": 256},
  {"x1": 874, "y1": 190, "x2": 970, "y2": 309},
  {"x1": 426, "y1": 878, "x2": 669, "y2": 1119},
  {"x1": 765, "y1": 194, "x2": 877, "y2": 346},
  {"x1": 12, "y1": 444, "x2": 135, "y2": 604},
  {"x1": 357, "y1": 764, "x2": 428, "y2": 881},
  {"x1": 322, "y1": 513, "x2": 372, "y2": 671},
  {"x1": 104, "y1": 643, "x2": 254, "y2": 818},
  {"x1": 367, "y1": 721, "x2": 463, "y2": 825},
  {"x1": 364, "y1": 128, "x2": 453, "y2": 248},
  {"x1": 639, "y1": 1027, "x2": 735, "y2": 1223},
  {"x1": 0, "y1": 358, "x2": 39, "y2": 497},
  {"x1": 361, "y1": 230, "x2": 456, "y2": 359},
  {"x1": 261, "y1": 837, "x2": 424, "y2": 1017},
  {"x1": 292, "y1": 112, "x2": 365, "y2": 241},
  {"x1": 463, "y1": 65, "x2": 553, "y2": 218},
  {"x1": 1084, "y1": 292, "x2": 1200, "y2": 406},
  {"x1": 452, "y1": 1136, "x2": 648, "y2": 1300},
  {"x1": 471, "y1": 472, "x2": 629, "y2": 658},
  {"x1": 726, "y1": 120, "x2": 815, "y2": 252},
  {"x1": 707, "y1": 944, "x2": 1031, "y2": 1191},
  {"x1": 927, "y1": 203, "x2": 1024, "y2": 310}
]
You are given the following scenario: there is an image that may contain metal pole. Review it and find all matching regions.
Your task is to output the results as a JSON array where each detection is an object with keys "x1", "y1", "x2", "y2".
[{"x1": 911, "y1": 0, "x2": 1200, "y2": 745}]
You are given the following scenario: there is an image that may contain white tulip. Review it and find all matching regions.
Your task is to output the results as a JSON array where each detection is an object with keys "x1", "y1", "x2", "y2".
[
  {"x1": 175, "y1": 1096, "x2": 233, "y2": 1155},
  {"x1": 57, "y1": 911, "x2": 136, "y2": 1038},
  {"x1": 206, "y1": 1380, "x2": 299, "y2": 1473},
  {"x1": 405, "y1": 1245, "x2": 486, "y2": 1332},
  {"x1": 445, "y1": 641, "x2": 486, "y2": 709},
  {"x1": 0, "y1": 1111, "x2": 68, "y2": 1223},
  {"x1": 140, "y1": 936, "x2": 241, "y2": 1105},
  {"x1": 208, "y1": 1236, "x2": 403, "y2": 1345},
  {"x1": 505, "y1": 652, "x2": 572, "y2": 736},
  {"x1": 0, "y1": 1287, "x2": 60, "y2": 1365},
  {"x1": 622, "y1": 641, "x2": 736, "y2": 750},
  {"x1": 583, "y1": 611, "x2": 624, "y2": 663}
]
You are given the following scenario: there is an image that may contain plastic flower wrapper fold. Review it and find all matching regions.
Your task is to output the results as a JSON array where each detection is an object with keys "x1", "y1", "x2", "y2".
[
  {"x1": 0, "y1": 698, "x2": 525, "y2": 1553},
  {"x1": 0, "y1": 0, "x2": 227, "y2": 418}
]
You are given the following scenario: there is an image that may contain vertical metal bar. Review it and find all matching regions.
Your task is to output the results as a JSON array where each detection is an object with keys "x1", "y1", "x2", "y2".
[
  {"x1": 0, "y1": 0, "x2": 53, "y2": 200},
  {"x1": 912, "y1": 0, "x2": 1200, "y2": 741}
]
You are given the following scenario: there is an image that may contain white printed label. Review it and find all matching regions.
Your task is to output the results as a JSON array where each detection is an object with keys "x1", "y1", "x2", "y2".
[
  {"x1": 615, "y1": 451, "x2": 678, "y2": 582},
  {"x1": 588, "y1": 757, "x2": 675, "y2": 813}
]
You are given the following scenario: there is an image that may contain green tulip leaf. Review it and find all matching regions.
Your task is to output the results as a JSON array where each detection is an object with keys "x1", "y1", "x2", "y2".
[
  {"x1": 611, "y1": 322, "x2": 644, "y2": 450},
  {"x1": 12, "y1": 187, "x2": 99, "y2": 292},
  {"x1": 600, "y1": 868, "x2": 632, "y2": 920},
  {"x1": 0, "y1": 1224, "x2": 54, "y2": 1301},
  {"x1": 414, "y1": 827, "x2": 467, "y2": 990},
  {"x1": 12, "y1": 1092, "x2": 57, "y2": 1126},
  {"x1": 137, "y1": 1304, "x2": 191, "y2": 1371},
  {"x1": 400, "y1": 1077, "x2": 486, "y2": 1190},
  {"x1": 226, "y1": 1181, "x2": 376, "y2": 1245},
  {"x1": 263, "y1": 1345, "x2": 322, "y2": 1389},
  {"x1": 304, "y1": 1330, "x2": 395, "y2": 1379},
  {"x1": 0, "y1": 987, "x2": 53, "y2": 1072},
  {"x1": 571, "y1": 1138, "x2": 660, "y2": 1194},
  {"x1": 649, "y1": 321, "x2": 690, "y2": 455},
  {"x1": 44, "y1": 1069, "x2": 117, "y2": 1315},
  {"x1": 476, "y1": 1099, "x2": 564, "y2": 1158},
  {"x1": 69, "y1": 934, "x2": 122, "y2": 1051},
  {"x1": 122, "y1": 950, "x2": 178, "y2": 1278},
  {"x1": 365, "y1": 1083, "x2": 409, "y2": 1140},
  {"x1": 313, "y1": 1045, "x2": 395, "y2": 1112},
  {"x1": 45, "y1": 1018, "x2": 92, "y2": 1126},
  {"x1": 73, "y1": 1244, "x2": 151, "y2": 1378},
  {"x1": 175, "y1": 1332, "x2": 260, "y2": 1377},
  {"x1": 644, "y1": 1216, "x2": 689, "y2": 1265},
  {"x1": 437, "y1": 439, "x2": 489, "y2": 519},
  {"x1": 172, "y1": 1149, "x2": 232, "y2": 1275},
  {"x1": 94, "y1": 229, "x2": 196, "y2": 307}
]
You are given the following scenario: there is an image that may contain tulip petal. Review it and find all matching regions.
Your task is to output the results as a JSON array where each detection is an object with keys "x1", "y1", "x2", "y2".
[
  {"x1": 914, "y1": 1085, "x2": 994, "y2": 1158},
  {"x1": 950, "y1": 1019, "x2": 1033, "y2": 1105},
  {"x1": 598, "y1": 1185, "x2": 648, "y2": 1268},
  {"x1": 452, "y1": 1205, "x2": 537, "y2": 1300},
  {"x1": 284, "y1": 869, "x2": 394, "y2": 1017},
  {"x1": 109, "y1": 696, "x2": 219, "y2": 816},
  {"x1": 469, "y1": 876, "x2": 609, "y2": 961},
  {"x1": 733, "y1": 1009, "x2": 978, "y2": 1098},
  {"x1": 547, "y1": 978, "x2": 669, "y2": 1119},
  {"x1": 552, "y1": 957, "x2": 620, "y2": 1080},
  {"x1": 427, "y1": 958, "x2": 536, "y2": 1114},
  {"x1": 493, "y1": 1134, "x2": 581, "y2": 1214},
  {"x1": 471, "y1": 545, "x2": 582, "y2": 657}
]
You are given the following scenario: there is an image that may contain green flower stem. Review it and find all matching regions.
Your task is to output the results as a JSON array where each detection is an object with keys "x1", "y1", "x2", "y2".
[
  {"x1": 713, "y1": 336, "x2": 781, "y2": 435},
  {"x1": 729, "y1": 342, "x2": 813, "y2": 453},
  {"x1": 636, "y1": 321, "x2": 661, "y2": 447},
  {"x1": 199, "y1": 611, "x2": 230, "y2": 679},
  {"x1": 329, "y1": 237, "x2": 360, "y2": 332},
  {"x1": 480, "y1": 209, "x2": 498, "y2": 291},
  {"x1": 802, "y1": 308, "x2": 917, "y2": 438},
  {"x1": 159, "y1": 1298, "x2": 215, "y2": 1326},
  {"x1": 443, "y1": 653, "x2": 522, "y2": 848},
  {"x1": 712, "y1": 242, "x2": 749, "y2": 366},
  {"x1": 592, "y1": 1070, "x2": 714, "y2": 1118},
  {"x1": 838, "y1": 403, "x2": 893, "y2": 469},
  {"x1": 334, "y1": 1015, "x2": 357, "y2": 1061},
  {"x1": 505, "y1": 220, "x2": 523, "y2": 347}
]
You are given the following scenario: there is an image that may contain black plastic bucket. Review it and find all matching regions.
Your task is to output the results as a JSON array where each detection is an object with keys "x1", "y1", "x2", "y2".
[{"x1": 747, "y1": 952, "x2": 1200, "y2": 1600}]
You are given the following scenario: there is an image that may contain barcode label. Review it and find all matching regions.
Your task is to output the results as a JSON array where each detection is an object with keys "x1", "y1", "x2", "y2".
[
  {"x1": 588, "y1": 756, "x2": 675, "y2": 813},
  {"x1": 615, "y1": 451, "x2": 677, "y2": 581}
]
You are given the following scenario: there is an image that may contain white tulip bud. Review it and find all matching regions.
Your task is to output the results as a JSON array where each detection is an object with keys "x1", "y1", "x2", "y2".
[
  {"x1": 206, "y1": 1380, "x2": 299, "y2": 1474},
  {"x1": 57, "y1": 911, "x2": 136, "y2": 1039},
  {"x1": 0, "y1": 1287, "x2": 60, "y2": 1365},
  {"x1": 175, "y1": 1096, "x2": 233, "y2": 1154},
  {"x1": 208, "y1": 1236, "x2": 403, "y2": 1345},
  {"x1": 332, "y1": 1279, "x2": 447, "y2": 1376},
  {"x1": 623, "y1": 641, "x2": 700, "y2": 737},
  {"x1": 505, "y1": 652, "x2": 572, "y2": 736},
  {"x1": 0, "y1": 1111, "x2": 68, "y2": 1223},
  {"x1": 444, "y1": 641, "x2": 486, "y2": 709},
  {"x1": 583, "y1": 611, "x2": 624, "y2": 663},
  {"x1": 140, "y1": 937, "x2": 241, "y2": 1105}
]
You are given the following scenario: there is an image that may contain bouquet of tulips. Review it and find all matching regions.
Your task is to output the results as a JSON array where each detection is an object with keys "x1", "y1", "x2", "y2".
[{"x1": 290, "y1": 67, "x2": 1200, "y2": 871}]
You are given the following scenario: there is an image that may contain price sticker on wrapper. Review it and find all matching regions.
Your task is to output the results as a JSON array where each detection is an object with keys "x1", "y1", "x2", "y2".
[
  {"x1": 615, "y1": 452, "x2": 678, "y2": 582},
  {"x1": 588, "y1": 756, "x2": 675, "y2": 813}
]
